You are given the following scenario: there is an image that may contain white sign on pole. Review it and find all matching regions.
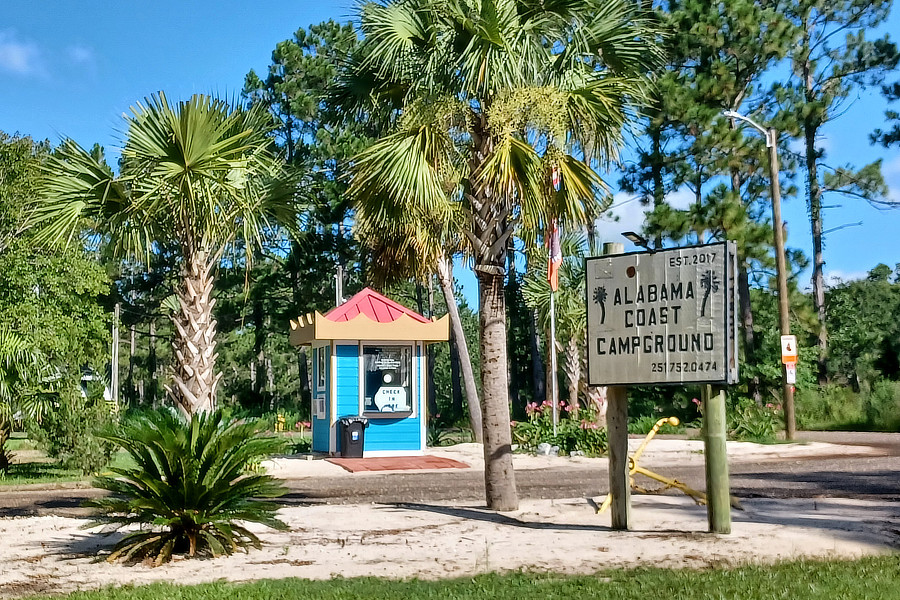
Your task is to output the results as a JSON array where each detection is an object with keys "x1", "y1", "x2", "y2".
[
  {"x1": 585, "y1": 241, "x2": 739, "y2": 386},
  {"x1": 785, "y1": 362, "x2": 797, "y2": 384},
  {"x1": 780, "y1": 335, "x2": 798, "y2": 364}
]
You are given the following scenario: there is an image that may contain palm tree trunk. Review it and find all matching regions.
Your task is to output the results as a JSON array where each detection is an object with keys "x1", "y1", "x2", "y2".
[
  {"x1": 478, "y1": 270, "x2": 518, "y2": 511},
  {"x1": 168, "y1": 252, "x2": 220, "y2": 415},
  {"x1": 437, "y1": 256, "x2": 483, "y2": 443},
  {"x1": 0, "y1": 416, "x2": 11, "y2": 473},
  {"x1": 148, "y1": 319, "x2": 158, "y2": 406},
  {"x1": 506, "y1": 245, "x2": 521, "y2": 417},
  {"x1": 524, "y1": 250, "x2": 545, "y2": 405},
  {"x1": 564, "y1": 337, "x2": 581, "y2": 416},
  {"x1": 469, "y1": 115, "x2": 516, "y2": 510},
  {"x1": 529, "y1": 310, "x2": 545, "y2": 403},
  {"x1": 426, "y1": 279, "x2": 438, "y2": 418},
  {"x1": 449, "y1": 334, "x2": 464, "y2": 419},
  {"x1": 289, "y1": 242, "x2": 311, "y2": 404},
  {"x1": 738, "y1": 265, "x2": 762, "y2": 403}
]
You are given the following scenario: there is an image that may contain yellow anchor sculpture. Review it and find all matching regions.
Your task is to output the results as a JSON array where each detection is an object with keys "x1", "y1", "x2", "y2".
[{"x1": 596, "y1": 416, "x2": 743, "y2": 513}]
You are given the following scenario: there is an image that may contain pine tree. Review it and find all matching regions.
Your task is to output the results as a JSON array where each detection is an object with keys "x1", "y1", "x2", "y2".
[
  {"x1": 636, "y1": 0, "x2": 797, "y2": 401},
  {"x1": 773, "y1": 0, "x2": 899, "y2": 382},
  {"x1": 872, "y1": 81, "x2": 900, "y2": 148}
]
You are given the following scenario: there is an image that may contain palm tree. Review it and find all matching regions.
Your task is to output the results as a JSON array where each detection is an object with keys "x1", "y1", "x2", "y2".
[
  {"x1": 0, "y1": 328, "x2": 47, "y2": 472},
  {"x1": 34, "y1": 93, "x2": 294, "y2": 416},
  {"x1": 339, "y1": 0, "x2": 660, "y2": 510},
  {"x1": 355, "y1": 204, "x2": 484, "y2": 442},
  {"x1": 523, "y1": 231, "x2": 604, "y2": 421}
]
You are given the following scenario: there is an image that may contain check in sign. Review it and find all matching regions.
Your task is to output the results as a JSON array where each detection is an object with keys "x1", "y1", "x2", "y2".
[{"x1": 586, "y1": 242, "x2": 739, "y2": 386}]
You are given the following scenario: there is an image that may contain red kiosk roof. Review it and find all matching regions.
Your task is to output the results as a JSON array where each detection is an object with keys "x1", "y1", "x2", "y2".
[{"x1": 324, "y1": 287, "x2": 432, "y2": 324}]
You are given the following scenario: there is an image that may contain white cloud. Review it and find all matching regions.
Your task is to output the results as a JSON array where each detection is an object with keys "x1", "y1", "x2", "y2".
[
  {"x1": 788, "y1": 134, "x2": 831, "y2": 156},
  {"x1": 592, "y1": 193, "x2": 649, "y2": 244},
  {"x1": 882, "y1": 156, "x2": 900, "y2": 205},
  {"x1": 592, "y1": 187, "x2": 697, "y2": 247},
  {"x1": 0, "y1": 31, "x2": 42, "y2": 76},
  {"x1": 666, "y1": 187, "x2": 696, "y2": 210},
  {"x1": 67, "y1": 44, "x2": 95, "y2": 66},
  {"x1": 824, "y1": 269, "x2": 868, "y2": 287},
  {"x1": 883, "y1": 155, "x2": 900, "y2": 179}
]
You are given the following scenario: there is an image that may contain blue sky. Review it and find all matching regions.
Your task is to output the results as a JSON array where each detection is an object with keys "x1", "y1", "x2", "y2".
[{"x1": 1, "y1": 1, "x2": 898, "y2": 303}]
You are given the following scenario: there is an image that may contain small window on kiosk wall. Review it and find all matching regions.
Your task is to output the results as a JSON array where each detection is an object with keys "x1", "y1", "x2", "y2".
[
  {"x1": 362, "y1": 345, "x2": 412, "y2": 415},
  {"x1": 316, "y1": 347, "x2": 327, "y2": 391}
]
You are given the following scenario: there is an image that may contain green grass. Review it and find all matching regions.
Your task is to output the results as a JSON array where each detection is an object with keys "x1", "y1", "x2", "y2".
[
  {"x1": 0, "y1": 447, "x2": 136, "y2": 486},
  {"x1": 4, "y1": 436, "x2": 37, "y2": 451},
  {"x1": 0, "y1": 462, "x2": 83, "y2": 486},
  {"x1": 19, "y1": 556, "x2": 900, "y2": 600}
]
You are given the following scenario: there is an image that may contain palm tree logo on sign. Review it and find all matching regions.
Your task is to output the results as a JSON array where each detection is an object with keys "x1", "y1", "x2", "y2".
[
  {"x1": 593, "y1": 286, "x2": 607, "y2": 325},
  {"x1": 700, "y1": 270, "x2": 720, "y2": 317}
]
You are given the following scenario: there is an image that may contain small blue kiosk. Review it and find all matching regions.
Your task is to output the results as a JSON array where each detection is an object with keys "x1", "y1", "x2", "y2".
[{"x1": 289, "y1": 288, "x2": 449, "y2": 457}]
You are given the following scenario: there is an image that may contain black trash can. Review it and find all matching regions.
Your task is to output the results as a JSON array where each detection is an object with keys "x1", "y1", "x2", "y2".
[{"x1": 338, "y1": 416, "x2": 369, "y2": 458}]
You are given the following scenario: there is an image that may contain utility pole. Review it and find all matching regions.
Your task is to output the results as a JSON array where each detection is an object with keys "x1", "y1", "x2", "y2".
[
  {"x1": 766, "y1": 128, "x2": 795, "y2": 439},
  {"x1": 112, "y1": 303, "x2": 120, "y2": 405},
  {"x1": 723, "y1": 110, "x2": 795, "y2": 439},
  {"x1": 335, "y1": 264, "x2": 344, "y2": 306}
]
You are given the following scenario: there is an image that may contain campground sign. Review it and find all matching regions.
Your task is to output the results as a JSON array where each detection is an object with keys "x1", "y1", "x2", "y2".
[{"x1": 586, "y1": 241, "x2": 739, "y2": 386}]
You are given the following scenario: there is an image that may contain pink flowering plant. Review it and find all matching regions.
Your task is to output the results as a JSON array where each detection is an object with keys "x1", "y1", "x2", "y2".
[
  {"x1": 511, "y1": 399, "x2": 608, "y2": 457},
  {"x1": 729, "y1": 398, "x2": 782, "y2": 442}
]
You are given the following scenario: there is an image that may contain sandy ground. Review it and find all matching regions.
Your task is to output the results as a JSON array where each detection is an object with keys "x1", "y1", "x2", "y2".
[
  {"x1": 263, "y1": 437, "x2": 885, "y2": 478},
  {"x1": 1, "y1": 440, "x2": 897, "y2": 597}
]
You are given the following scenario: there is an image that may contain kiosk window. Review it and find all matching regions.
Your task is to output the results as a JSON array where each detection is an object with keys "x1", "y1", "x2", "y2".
[
  {"x1": 316, "y1": 347, "x2": 326, "y2": 390},
  {"x1": 362, "y1": 345, "x2": 412, "y2": 414}
]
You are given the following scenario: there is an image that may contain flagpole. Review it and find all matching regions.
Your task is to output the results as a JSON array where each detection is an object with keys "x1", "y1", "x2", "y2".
[
  {"x1": 548, "y1": 171, "x2": 562, "y2": 440},
  {"x1": 550, "y1": 289, "x2": 558, "y2": 437}
]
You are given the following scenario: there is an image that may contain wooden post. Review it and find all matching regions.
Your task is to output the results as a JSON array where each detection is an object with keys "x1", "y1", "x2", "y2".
[
  {"x1": 703, "y1": 384, "x2": 731, "y2": 533},
  {"x1": 601, "y1": 241, "x2": 630, "y2": 530},
  {"x1": 606, "y1": 385, "x2": 631, "y2": 529}
]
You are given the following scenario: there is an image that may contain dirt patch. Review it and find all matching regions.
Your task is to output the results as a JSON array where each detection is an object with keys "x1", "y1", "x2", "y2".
[{"x1": 0, "y1": 496, "x2": 898, "y2": 598}]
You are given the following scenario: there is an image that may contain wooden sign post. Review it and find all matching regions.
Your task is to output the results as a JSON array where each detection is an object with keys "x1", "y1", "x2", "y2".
[{"x1": 586, "y1": 242, "x2": 739, "y2": 533}]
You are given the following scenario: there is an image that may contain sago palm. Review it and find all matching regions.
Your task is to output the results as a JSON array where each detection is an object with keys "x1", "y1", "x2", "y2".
[
  {"x1": 35, "y1": 93, "x2": 295, "y2": 415},
  {"x1": 87, "y1": 409, "x2": 288, "y2": 565},
  {"x1": 338, "y1": 0, "x2": 661, "y2": 510}
]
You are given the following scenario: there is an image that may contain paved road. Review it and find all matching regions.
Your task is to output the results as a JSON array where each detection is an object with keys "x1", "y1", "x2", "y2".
[{"x1": 2, "y1": 432, "x2": 897, "y2": 517}]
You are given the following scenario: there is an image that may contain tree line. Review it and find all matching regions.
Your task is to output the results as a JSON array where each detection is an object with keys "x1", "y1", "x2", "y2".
[{"x1": 0, "y1": 0, "x2": 898, "y2": 512}]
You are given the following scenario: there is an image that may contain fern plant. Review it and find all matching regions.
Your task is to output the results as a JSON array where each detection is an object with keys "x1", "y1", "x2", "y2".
[{"x1": 88, "y1": 409, "x2": 288, "y2": 565}]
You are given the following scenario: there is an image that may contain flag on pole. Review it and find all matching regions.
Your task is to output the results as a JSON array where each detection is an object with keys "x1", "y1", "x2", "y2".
[
  {"x1": 548, "y1": 220, "x2": 562, "y2": 292},
  {"x1": 551, "y1": 165, "x2": 561, "y2": 192}
]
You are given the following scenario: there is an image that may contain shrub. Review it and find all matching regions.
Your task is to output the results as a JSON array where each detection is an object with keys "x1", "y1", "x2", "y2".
[
  {"x1": 628, "y1": 415, "x2": 686, "y2": 435},
  {"x1": 30, "y1": 390, "x2": 117, "y2": 474},
  {"x1": 511, "y1": 400, "x2": 608, "y2": 457},
  {"x1": 795, "y1": 384, "x2": 866, "y2": 430},
  {"x1": 865, "y1": 380, "x2": 900, "y2": 431},
  {"x1": 793, "y1": 382, "x2": 900, "y2": 432},
  {"x1": 88, "y1": 409, "x2": 288, "y2": 565},
  {"x1": 728, "y1": 399, "x2": 781, "y2": 442},
  {"x1": 289, "y1": 437, "x2": 312, "y2": 454}
]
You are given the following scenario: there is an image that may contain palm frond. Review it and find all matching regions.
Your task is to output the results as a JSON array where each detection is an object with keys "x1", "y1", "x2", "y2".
[{"x1": 32, "y1": 140, "x2": 129, "y2": 248}]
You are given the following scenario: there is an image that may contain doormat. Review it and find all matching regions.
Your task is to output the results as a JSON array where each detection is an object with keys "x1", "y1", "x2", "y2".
[{"x1": 326, "y1": 455, "x2": 470, "y2": 473}]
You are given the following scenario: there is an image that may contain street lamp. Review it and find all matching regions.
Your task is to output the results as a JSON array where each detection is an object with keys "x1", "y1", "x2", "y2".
[
  {"x1": 723, "y1": 109, "x2": 796, "y2": 440},
  {"x1": 622, "y1": 231, "x2": 657, "y2": 253}
]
